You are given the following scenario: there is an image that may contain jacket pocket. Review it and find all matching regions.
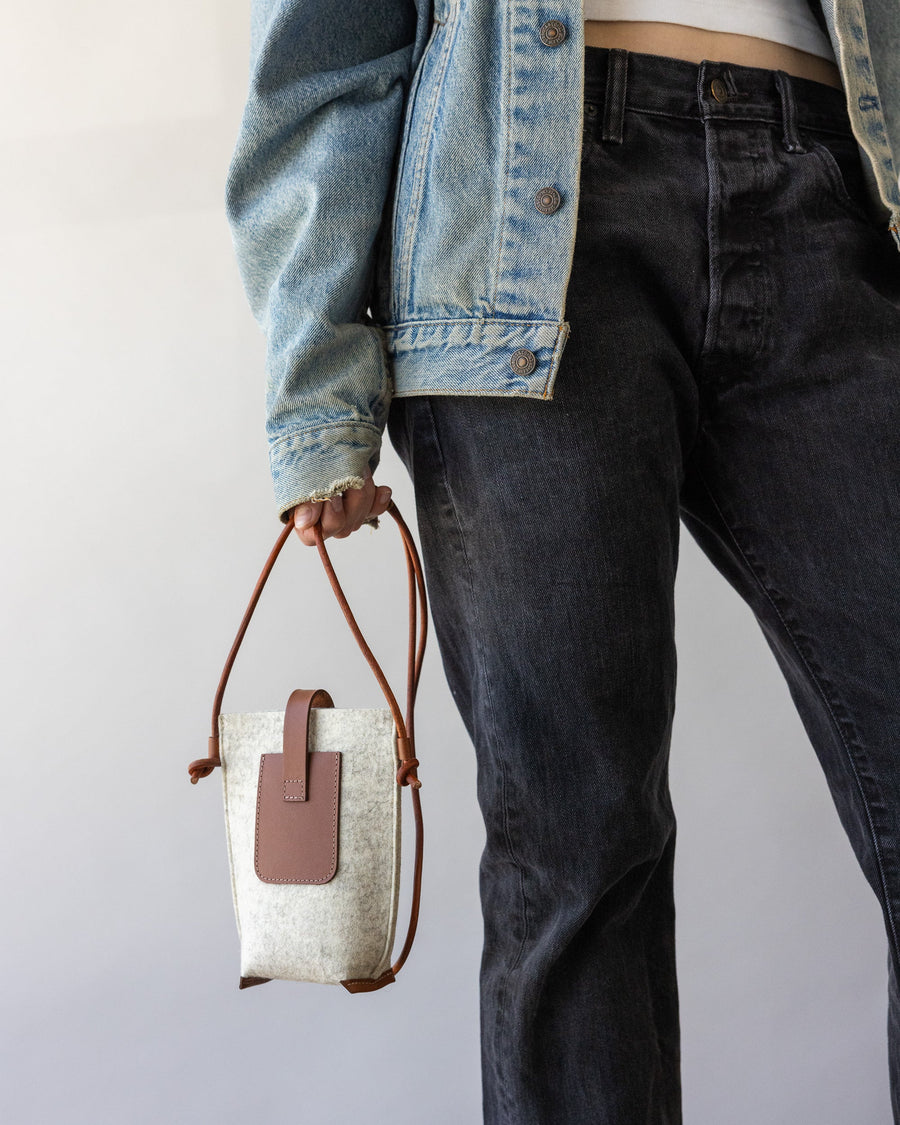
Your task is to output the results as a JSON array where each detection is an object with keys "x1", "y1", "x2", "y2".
[{"x1": 388, "y1": 10, "x2": 453, "y2": 316}]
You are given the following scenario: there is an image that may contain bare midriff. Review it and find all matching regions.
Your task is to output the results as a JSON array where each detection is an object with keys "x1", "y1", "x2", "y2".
[{"x1": 583, "y1": 20, "x2": 844, "y2": 89}]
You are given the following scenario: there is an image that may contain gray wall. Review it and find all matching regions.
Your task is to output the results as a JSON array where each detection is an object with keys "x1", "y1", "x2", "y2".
[{"x1": 0, "y1": 3, "x2": 891, "y2": 1122}]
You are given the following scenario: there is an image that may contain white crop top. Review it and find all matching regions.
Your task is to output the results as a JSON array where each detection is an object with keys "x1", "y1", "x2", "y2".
[{"x1": 582, "y1": 0, "x2": 837, "y2": 63}]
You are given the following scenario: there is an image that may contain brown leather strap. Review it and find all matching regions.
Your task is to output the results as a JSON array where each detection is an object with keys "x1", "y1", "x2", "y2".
[
  {"x1": 188, "y1": 501, "x2": 429, "y2": 989},
  {"x1": 282, "y1": 688, "x2": 335, "y2": 801}
]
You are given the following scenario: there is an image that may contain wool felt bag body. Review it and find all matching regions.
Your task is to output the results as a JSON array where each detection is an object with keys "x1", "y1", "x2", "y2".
[{"x1": 188, "y1": 501, "x2": 427, "y2": 992}]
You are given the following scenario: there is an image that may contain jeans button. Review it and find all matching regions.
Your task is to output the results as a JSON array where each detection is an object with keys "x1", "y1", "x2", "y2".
[{"x1": 710, "y1": 77, "x2": 729, "y2": 102}]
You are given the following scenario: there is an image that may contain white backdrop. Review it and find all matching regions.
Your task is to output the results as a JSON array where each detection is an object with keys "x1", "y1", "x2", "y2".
[{"x1": 0, "y1": 3, "x2": 891, "y2": 1122}]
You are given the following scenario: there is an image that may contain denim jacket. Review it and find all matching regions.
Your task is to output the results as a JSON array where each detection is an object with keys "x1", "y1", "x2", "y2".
[{"x1": 225, "y1": 0, "x2": 900, "y2": 522}]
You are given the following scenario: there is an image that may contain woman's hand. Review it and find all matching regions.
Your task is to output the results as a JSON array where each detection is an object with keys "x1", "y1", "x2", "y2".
[{"x1": 291, "y1": 464, "x2": 393, "y2": 546}]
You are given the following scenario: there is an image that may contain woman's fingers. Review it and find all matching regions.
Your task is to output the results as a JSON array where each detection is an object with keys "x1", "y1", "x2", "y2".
[
  {"x1": 291, "y1": 470, "x2": 392, "y2": 546},
  {"x1": 331, "y1": 467, "x2": 391, "y2": 538},
  {"x1": 329, "y1": 468, "x2": 371, "y2": 538},
  {"x1": 325, "y1": 493, "x2": 353, "y2": 538},
  {"x1": 292, "y1": 500, "x2": 323, "y2": 543},
  {"x1": 373, "y1": 484, "x2": 393, "y2": 517}
]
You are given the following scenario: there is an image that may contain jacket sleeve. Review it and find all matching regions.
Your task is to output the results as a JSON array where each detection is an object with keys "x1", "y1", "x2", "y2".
[{"x1": 225, "y1": 0, "x2": 419, "y2": 523}]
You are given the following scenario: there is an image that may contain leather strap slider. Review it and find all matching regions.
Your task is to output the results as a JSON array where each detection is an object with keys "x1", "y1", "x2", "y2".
[{"x1": 395, "y1": 733, "x2": 420, "y2": 787}]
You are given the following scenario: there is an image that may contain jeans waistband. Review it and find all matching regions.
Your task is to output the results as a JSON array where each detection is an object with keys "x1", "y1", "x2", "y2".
[{"x1": 583, "y1": 45, "x2": 855, "y2": 146}]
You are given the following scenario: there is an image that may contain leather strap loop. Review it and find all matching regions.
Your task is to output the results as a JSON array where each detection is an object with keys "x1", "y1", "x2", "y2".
[
  {"x1": 187, "y1": 500, "x2": 429, "y2": 989},
  {"x1": 282, "y1": 688, "x2": 335, "y2": 801}
]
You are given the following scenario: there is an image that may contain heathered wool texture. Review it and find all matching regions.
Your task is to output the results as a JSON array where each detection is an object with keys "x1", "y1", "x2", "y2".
[{"x1": 219, "y1": 707, "x2": 401, "y2": 985}]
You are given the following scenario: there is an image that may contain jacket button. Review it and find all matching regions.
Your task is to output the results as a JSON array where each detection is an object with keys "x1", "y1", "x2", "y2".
[
  {"x1": 535, "y1": 186, "x2": 561, "y2": 214},
  {"x1": 539, "y1": 20, "x2": 567, "y2": 46},
  {"x1": 510, "y1": 348, "x2": 537, "y2": 375}
]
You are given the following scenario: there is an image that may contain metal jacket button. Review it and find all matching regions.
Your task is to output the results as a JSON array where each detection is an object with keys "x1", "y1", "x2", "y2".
[
  {"x1": 539, "y1": 20, "x2": 566, "y2": 46},
  {"x1": 535, "y1": 186, "x2": 561, "y2": 214},
  {"x1": 510, "y1": 348, "x2": 537, "y2": 375}
]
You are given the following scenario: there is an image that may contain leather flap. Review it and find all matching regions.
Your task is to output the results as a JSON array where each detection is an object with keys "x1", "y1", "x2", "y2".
[{"x1": 255, "y1": 750, "x2": 341, "y2": 884}]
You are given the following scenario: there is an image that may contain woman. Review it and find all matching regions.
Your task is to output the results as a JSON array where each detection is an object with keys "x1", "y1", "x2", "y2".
[{"x1": 226, "y1": 2, "x2": 900, "y2": 1120}]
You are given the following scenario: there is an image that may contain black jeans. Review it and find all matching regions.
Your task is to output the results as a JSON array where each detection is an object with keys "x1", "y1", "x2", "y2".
[{"x1": 387, "y1": 46, "x2": 900, "y2": 1124}]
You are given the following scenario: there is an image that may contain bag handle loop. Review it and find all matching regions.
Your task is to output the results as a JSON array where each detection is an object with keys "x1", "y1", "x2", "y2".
[{"x1": 188, "y1": 500, "x2": 426, "y2": 784}]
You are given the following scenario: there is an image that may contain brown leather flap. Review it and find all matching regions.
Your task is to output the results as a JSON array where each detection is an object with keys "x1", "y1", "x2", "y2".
[{"x1": 255, "y1": 751, "x2": 341, "y2": 884}]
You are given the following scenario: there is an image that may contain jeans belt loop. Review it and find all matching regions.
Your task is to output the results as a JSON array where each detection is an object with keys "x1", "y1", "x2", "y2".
[
  {"x1": 774, "y1": 69, "x2": 806, "y2": 153},
  {"x1": 602, "y1": 47, "x2": 629, "y2": 145}
]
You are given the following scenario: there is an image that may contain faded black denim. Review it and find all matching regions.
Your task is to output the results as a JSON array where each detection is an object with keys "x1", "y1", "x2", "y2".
[{"x1": 387, "y1": 46, "x2": 900, "y2": 1124}]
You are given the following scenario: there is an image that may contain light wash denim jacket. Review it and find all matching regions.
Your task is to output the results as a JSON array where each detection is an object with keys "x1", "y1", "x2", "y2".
[{"x1": 225, "y1": 0, "x2": 900, "y2": 522}]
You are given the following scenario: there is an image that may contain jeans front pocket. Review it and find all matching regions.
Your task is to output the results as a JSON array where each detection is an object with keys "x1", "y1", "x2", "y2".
[{"x1": 802, "y1": 132, "x2": 879, "y2": 227}]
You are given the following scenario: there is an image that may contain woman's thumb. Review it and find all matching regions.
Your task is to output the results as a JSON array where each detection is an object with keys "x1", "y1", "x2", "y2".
[{"x1": 293, "y1": 502, "x2": 321, "y2": 529}]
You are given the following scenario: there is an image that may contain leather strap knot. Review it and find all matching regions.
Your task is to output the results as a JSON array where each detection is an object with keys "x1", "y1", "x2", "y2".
[
  {"x1": 396, "y1": 758, "x2": 421, "y2": 788},
  {"x1": 188, "y1": 736, "x2": 222, "y2": 783},
  {"x1": 188, "y1": 758, "x2": 218, "y2": 783}
]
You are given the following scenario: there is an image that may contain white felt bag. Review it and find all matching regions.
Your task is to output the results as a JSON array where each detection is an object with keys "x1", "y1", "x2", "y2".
[{"x1": 188, "y1": 503, "x2": 427, "y2": 993}]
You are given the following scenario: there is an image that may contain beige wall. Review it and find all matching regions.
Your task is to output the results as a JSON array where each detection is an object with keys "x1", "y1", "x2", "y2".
[{"x1": 0, "y1": 3, "x2": 891, "y2": 1121}]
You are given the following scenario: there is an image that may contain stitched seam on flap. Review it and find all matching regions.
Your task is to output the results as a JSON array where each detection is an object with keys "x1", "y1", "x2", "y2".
[{"x1": 255, "y1": 754, "x2": 339, "y2": 884}]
